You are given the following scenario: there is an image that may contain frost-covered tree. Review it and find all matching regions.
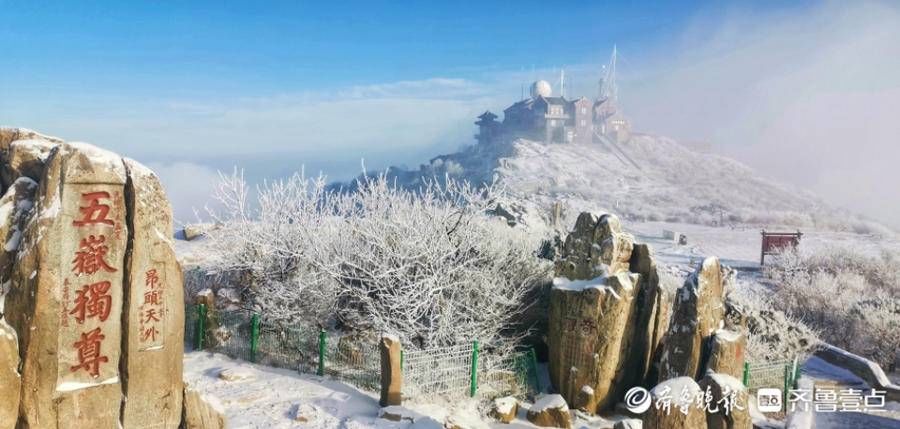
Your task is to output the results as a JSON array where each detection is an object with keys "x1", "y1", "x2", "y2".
[
  {"x1": 204, "y1": 170, "x2": 552, "y2": 351},
  {"x1": 764, "y1": 246, "x2": 900, "y2": 367}
]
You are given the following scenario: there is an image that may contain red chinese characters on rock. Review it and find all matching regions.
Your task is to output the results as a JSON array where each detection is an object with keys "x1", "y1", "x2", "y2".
[
  {"x1": 72, "y1": 191, "x2": 115, "y2": 227},
  {"x1": 69, "y1": 281, "x2": 112, "y2": 324},
  {"x1": 70, "y1": 327, "x2": 109, "y2": 378},
  {"x1": 72, "y1": 235, "x2": 117, "y2": 275},
  {"x1": 67, "y1": 191, "x2": 118, "y2": 378},
  {"x1": 139, "y1": 268, "x2": 164, "y2": 346}
]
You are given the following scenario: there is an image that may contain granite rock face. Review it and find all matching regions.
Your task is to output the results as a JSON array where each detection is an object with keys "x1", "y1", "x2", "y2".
[
  {"x1": 0, "y1": 128, "x2": 188, "y2": 428},
  {"x1": 548, "y1": 213, "x2": 679, "y2": 414},
  {"x1": 658, "y1": 256, "x2": 726, "y2": 381}
]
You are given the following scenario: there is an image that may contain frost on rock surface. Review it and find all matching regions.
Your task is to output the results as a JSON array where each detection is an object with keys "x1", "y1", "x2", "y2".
[
  {"x1": 0, "y1": 130, "x2": 185, "y2": 429},
  {"x1": 548, "y1": 212, "x2": 673, "y2": 415}
]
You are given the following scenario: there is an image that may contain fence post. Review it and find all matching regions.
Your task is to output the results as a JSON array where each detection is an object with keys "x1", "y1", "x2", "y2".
[
  {"x1": 317, "y1": 330, "x2": 326, "y2": 376},
  {"x1": 195, "y1": 304, "x2": 207, "y2": 350},
  {"x1": 469, "y1": 340, "x2": 479, "y2": 397},
  {"x1": 791, "y1": 357, "x2": 800, "y2": 389},
  {"x1": 742, "y1": 362, "x2": 750, "y2": 387},
  {"x1": 783, "y1": 364, "x2": 790, "y2": 406},
  {"x1": 528, "y1": 348, "x2": 540, "y2": 392},
  {"x1": 249, "y1": 313, "x2": 260, "y2": 362}
]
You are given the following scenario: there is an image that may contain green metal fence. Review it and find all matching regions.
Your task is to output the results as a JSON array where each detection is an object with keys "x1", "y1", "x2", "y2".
[
  {"x1": 185, "y1": 304, "x2": 377, "y2": 390},
  {"x1": 742, "y1": 357, "x2": 800, "y2": 404},
  {"x1": 185, "y1": 304, "x2": 539, "y2": 400}
]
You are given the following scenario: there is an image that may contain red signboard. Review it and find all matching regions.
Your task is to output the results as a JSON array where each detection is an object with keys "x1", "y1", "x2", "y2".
[{"x1": 760, "y1": 230, "x2": 802, "y2": 265}]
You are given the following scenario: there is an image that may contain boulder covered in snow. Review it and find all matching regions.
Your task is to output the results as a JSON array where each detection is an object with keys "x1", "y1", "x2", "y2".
[
  {"x1": 705, "y1": 329, "x2": 746, "y2": 379},
  {"x1": 548, "y1": 212, "x2": 673, "y2": 414},
  {"x1": 642, "y1": 377, "x2": 707, "y2": 429},
  {"x1": 183, "y1": 384, "x2": 227, "y2": 429},
  {"x1": 526, "y1": 394, "x2": 572, "y2": 428},
  {"x1": 4, "y1": 142, "x2": 131, "y2": 428},
  {"x1": 698, "y1": 373, "x2": 751, "y2": 429},
  {"x1": 628, "y1": 242, "x2": 674, "y2": 387},
  {"x1": 658, "y1": 256, "x2": 726, "y2": 380},
  {"x1": 0, "y1": 127, "x2": 63, "y2": 190},
  {"x1": 492, "y1": 396, "x2": 518, "y2": 423},
  {"x1": 0, "y1": 319, "x2": 20, "y2": 429},
  {"x1": 1, "y1": 139, "x2": 57, "y2": 187},
  {"x1": 555, "y1": 213, "x2": 634, "y2": 280},
  {"x1": 183, "y1": 223, "x2": 216, "y2": 241},
  {"x1": 0, "y1": 131, "x2": 186, "y2": 428},
  {"x1": 548, "y1": 272, "x2": 640, "y2": 412}
]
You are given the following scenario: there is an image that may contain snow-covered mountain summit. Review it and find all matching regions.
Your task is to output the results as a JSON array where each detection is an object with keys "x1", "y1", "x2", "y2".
[{"x1": 376, "y1": 134, "x2": 871, "y2": 234}]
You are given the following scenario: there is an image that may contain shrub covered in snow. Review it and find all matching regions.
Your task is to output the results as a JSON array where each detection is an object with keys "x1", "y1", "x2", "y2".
[
  {"x1": 727, "y1": 281, "x2": 819, "y2": 363},
  {"x1": 203, "y1": 170, "x2": 552, "y2": 351},
  {"x1": 764, "y1": 246, "x2": 900, "y2": 367}
]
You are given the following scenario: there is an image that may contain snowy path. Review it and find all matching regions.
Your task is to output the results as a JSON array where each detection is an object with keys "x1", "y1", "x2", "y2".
[
  {"x1": 802, "y1": 357, "x2": 900, "y2": 428},
  {"x1": 183, "y1": 352, "x2": 637, "y2": 429},
  {"x1": 184, "y1": 352, "x2": 392, "y2": 428}
]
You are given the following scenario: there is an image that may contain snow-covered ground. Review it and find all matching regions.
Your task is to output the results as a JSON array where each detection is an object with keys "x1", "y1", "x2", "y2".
[
  {"x1": 184, "y1": 352, "x2": 634, "y2": 429},
  {"x1": 802, "y1": 357, "x2": 900, "y2": 428},
  {"x1": 627, "y1": 220, "x2": 900, "y2": 272}
]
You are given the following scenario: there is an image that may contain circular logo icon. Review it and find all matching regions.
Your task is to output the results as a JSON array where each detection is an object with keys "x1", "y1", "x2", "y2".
[{"x1": 624, "y1": 386, "x2": 651, "y2": 414}]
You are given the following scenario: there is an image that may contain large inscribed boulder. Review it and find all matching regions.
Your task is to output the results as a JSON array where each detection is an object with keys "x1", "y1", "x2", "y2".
[
  {"x1": 6, "y1": 143, "x2": 129, "y2": 428},
  {"x1": 120, "y1": 159, "x2": 185, "y2": 428},
  {"x1": 1, "y1": 135, "x2": 186, "y2": 428},
  {"x1": 548, "y1": 272, "x2": 640, "y2": 413}
]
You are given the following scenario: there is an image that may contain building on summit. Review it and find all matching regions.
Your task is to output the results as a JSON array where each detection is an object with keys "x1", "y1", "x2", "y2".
[{"x1": 475, "y1": 47, "x2": 630, "y2": 145}]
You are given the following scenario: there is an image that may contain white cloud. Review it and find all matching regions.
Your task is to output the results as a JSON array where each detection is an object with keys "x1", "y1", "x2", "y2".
[
  {"x1": 620, "y1": 1, "x2": 900, "y2": 228},
  {"x1": 146, "y1": 161, "x2": 221, "y2": 223}
]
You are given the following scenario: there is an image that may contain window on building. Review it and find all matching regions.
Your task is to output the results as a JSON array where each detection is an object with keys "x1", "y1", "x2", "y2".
[
  {"x1": 580, "y1": 119, "x2": 586, "y2": 127},
  {"x1": 581, "y1": 107, "x2": 586, "y2": 114},
  {"x1": 550, "y1": 120, "x2": 557, "y2": 127}
]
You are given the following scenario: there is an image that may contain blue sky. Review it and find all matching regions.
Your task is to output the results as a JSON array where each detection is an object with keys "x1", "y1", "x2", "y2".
[
  {"x1": 1, "y1": 1, "x2": 703, "y2": 97},
  {"x1": 3, "y1": 1, "x2": 900, "y2": 227}
]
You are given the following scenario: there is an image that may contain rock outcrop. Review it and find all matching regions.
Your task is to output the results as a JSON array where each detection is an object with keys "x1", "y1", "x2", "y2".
[
  {"x1": 182, "y1": 385, "x2": 226, "y2": 429},
  {"x1": 0, "y1": 128, "x2": 187, "y2": 428},
  {"x1": 555, "y1": 213, "x2": 633, "y2": 280},
  {"x1": 120, "y1": 159, "x2": 185, "y2": 428},
  {"x1": 548, "y1": 272, "x2": 640, "y2": 412},
  {"x1": 706, "y1": 329, "x2": 746, "y2": 380},
  {"x1": 0, "y1": 177, "x2": 37, "y2": 307},
  {"x1": 628, "y1": 243, "x2": 673, "y2": 387},
  {"x1": 548, "y1": 213, "x2": 674, "y2": 414},
  {"x1": 642, "y1": 377, "x2": 708, "y2": 429},
  {"x1": 526, "y1": 394, "x2": 572, "y2": 429},
  {"x1": 492, "y1": 397, "x2": 518, "y2": 423},
  {"x1": 698, "y1": 373, "x2": 751, "y2": 429},
  {"x1": 658, "y1": 256, "x2": 726, "y2": 381},
  {"x1": 0, "y1": 319, "x2": 20, "y2": 429}
]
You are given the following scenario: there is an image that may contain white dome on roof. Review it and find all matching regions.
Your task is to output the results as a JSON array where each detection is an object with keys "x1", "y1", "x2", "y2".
[{"x1": 530, "y1": 80, "x2": 552, "y2": 98}]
